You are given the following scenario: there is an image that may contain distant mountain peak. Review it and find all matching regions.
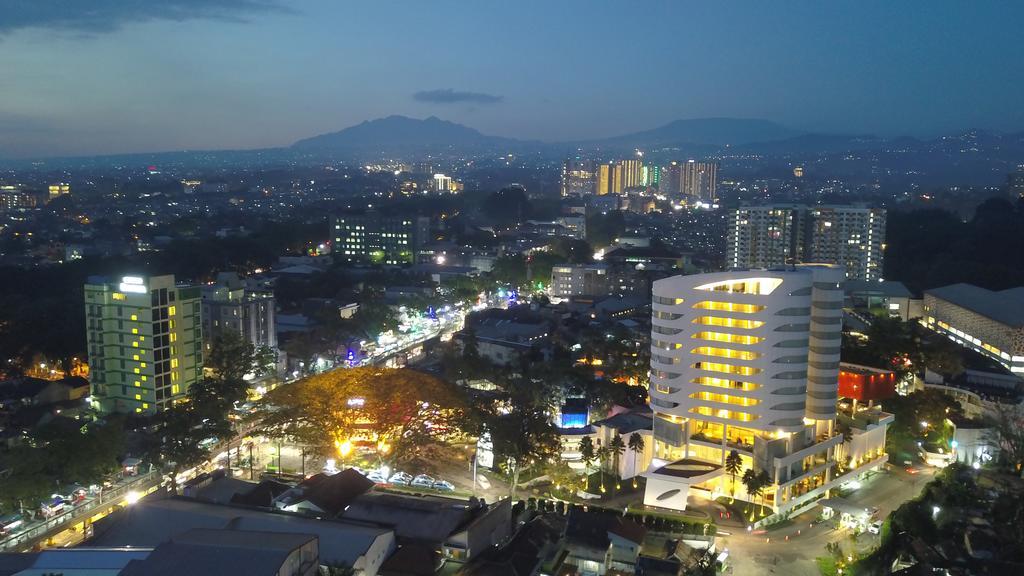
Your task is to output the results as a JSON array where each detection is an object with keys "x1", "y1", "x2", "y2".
[{"x1": 292, "y1": 115, "x2": 516, "y2": 151}]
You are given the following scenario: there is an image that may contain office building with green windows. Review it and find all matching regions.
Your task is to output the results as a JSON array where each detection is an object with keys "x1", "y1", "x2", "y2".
[
  {"x1": 332, "y1": 210, "x2": 430, "y2": 265},
  {"x1": 85, "y1": 274, "x2": 203, "y2": 415}
]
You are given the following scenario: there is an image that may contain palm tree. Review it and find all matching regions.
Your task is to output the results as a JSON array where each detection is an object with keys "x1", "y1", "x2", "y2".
[
  {"x1": 579, "y1": 436, "x2": 595, "y2": 490},
  {"x1": 627, "y1": 433, "x2": 645, "y2": 488},
  {"x1": 741, "y1": 469, "x2": 758, "y2": 519},
  {"x1": 757, "y1": 470, "x2": 772, "y2": 516},
  {"x1": 609, "y1": 433, "x2": 626, "y2": 483},
  {"x1": 596, "y1": 445, "x2": 610, "y2": 493},
  {"x1": 725, "y1": 450, "x2": 743, "y2": 502}
]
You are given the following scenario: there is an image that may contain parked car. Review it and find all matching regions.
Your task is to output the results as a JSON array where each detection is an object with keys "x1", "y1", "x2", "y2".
[
  {"x1": 389, "y1": 471, "x2": 412, "y2": 485},
  {"x1": 432, "y1": 480, "x2": 455, "y2": 492},
  {"x1": 366, "y1": 470, "x2": 387, "y2": 483},
  {"x1": 867, "y1": 520, "x2": 883, "y2": 535},
  {"x1": 411, "y1": 474, "x2": 435, "y2": 488}
]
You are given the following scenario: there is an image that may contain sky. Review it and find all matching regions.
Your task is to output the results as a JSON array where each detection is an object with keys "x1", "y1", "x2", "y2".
[{"x1": 1, "y1": 0, "x2": 1022, "y2": 158}]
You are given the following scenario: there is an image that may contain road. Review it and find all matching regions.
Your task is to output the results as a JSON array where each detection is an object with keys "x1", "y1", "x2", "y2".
[
  {"x1": 0, "y1": 470, "x2": 162, "y2": 552},
  {"x1": 711, "y1": 466, "x2": 937, "y2": 576}
]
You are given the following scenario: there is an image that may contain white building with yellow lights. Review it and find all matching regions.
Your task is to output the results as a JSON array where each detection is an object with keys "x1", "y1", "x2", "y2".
[
  {"x1": 643, "y1": 266, "x2": 890, "y2": 517},
  {"x1": 85, "y1": 275, "x2": 203, "y2": 415}
]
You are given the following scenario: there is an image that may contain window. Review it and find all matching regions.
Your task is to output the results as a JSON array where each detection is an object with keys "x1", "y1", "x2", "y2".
[
  {"x1": 692, "y1": 301, "x2": 766, "y2": 314},
  {"x1": 691, "y1": 346, "x2": 761, "y2": 361},
  {"x1": 693, "y1": 316, "x2": 764, "y2": 330}
]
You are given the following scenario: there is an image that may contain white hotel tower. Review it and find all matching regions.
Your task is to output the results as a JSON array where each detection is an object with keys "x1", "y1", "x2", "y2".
[{"x1": 643, "y1": 265, "x2": 887, "y2": 516}]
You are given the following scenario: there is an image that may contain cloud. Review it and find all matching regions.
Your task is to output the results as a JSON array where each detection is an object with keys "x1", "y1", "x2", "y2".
[
  {"x1": 0, "y1": 0, "x2": 291, "y2": 37},
  {"x1": 413, "y1": 89, "x2": 503, "y2": 105}
]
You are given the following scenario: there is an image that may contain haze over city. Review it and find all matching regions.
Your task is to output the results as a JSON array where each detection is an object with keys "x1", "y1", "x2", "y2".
[
  {"x1": 2, "y1": 0, "x2": 1024, "y2": 157},
  {"x1": 1, "y1": 3, "x2": 1023, "y2": 576}
]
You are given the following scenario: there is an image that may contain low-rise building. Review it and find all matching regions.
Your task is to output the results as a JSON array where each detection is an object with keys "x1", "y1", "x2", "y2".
[{"x1": 923, "y1": 283, "x2": 1024, "y2": 376}]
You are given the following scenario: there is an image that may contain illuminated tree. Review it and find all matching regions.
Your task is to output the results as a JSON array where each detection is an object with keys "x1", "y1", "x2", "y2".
[{"x1": 252, "y1": 367, "x2": 470, "y2": 465}]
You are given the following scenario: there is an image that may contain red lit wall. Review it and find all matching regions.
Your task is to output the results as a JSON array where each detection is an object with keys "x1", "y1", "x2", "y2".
[{"x1": 838, "y1": 370, "x2": 896, "y2": 401}]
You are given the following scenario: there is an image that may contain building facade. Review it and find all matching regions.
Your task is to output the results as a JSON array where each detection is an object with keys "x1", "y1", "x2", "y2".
[
  {"x1": 561, "y1": 160, "x2": 596, "y2": 197},
  {"x1": 85, "y1": 275, "x2": 203, "y2": 415},
  {"x1": 550, "y1": 264, "x2": 609, "y2": 298},
  {"x1": 727, "y1": 204, "x2": 886, "y2": 281},
  {"x1": 332, "y1": 211, "x2": 430, "y2": 265},
  {"x1": 201, "y1": 281, "x2": 277, "y2": 352},
  {"x1": 923, "y1": 283, "x2": 1024, "y2": 375},
  {"x1": 643, "y1": 266, "x2": 890, "y2": 516},
  {"x1": 680, "y1": 160, "x2": 718, "y2": 203}
]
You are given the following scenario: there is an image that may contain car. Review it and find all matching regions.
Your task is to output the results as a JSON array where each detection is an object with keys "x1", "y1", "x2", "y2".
[
  {"x1": 366, "y1": 470, "x2": 387, "y2": 483},
  {"x1": 389, "y1": 471, "x2": 412, "y2": 485},
  {"x1": 411, "y1": 474, "x2": 435, "y2": 488},
  {"x1": 867, "y1": 520, "x2": 883, "y2": 535},
  {"x1": 432, "y1": 480, "x2": 455, "y2": 492}
]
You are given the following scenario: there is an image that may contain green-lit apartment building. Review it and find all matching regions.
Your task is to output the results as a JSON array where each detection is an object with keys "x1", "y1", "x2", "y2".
[{"x1": 85, "y1": 274, "x2": 203, "y2": 415}]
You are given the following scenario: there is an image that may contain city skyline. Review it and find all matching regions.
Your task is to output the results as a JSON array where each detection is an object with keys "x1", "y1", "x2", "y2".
[{"x1": 2, "y1": 1, "x2": 1024, "y2": 158}]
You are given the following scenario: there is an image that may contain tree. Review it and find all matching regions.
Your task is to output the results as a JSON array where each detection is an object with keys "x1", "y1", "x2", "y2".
[
  {"x1": 252, "y1": 367, "x2": 470, "y2": 464},
  {"x1": 990, "y1": 404, "x2": 1024, "y2": 477},
  {"x1": 579, "y1": 436, "x2": 595, "y2": 489},
  {"x1": 482, "y1": 186, "x2": 531, "y2": 228},
  {"x1": 596, "y1": 445, "x2": 610, "y2": 492},
  {"x1": 488, "y1": 406, "x2": 560, "y2": 499},
  {"x1": 725, "y1": 450, "x2": 743, "y2": 502},
  {"x1": 756, "y1": 470, "x2": 772, "y2": 516},
  {"x1": 627, "y1": 433, "x2": 645, "y2": 487},
  {"x1": 609, "y1": 433, "x2": 626, "y2": 479},
  {"x1": 741, "y1": 469, "x2": 762, "y2": 519}
]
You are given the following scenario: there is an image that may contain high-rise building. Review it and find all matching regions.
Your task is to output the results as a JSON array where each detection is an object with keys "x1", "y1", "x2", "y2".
[
  {"x1": 643, "y1": 266, "x2": 891, "y2": 515},
  {"x1": 643, "y1": 164, "x2": 661, "y2": 188},
  {"x1": 659, "y1": 162, "x2": 682, "y2": 196},
  {"x1": 85, "y1": 275, "x2": 203, "y2": 415},
  {"x1": 561, "y1": 160, "x2": 596, "y2": 196},
  {"x1": 332, "y1": 210, "x2": 430, "y2": 265},
  {"x1": 201, "y1": 273, "x2": 277, "y2": 353},
  {"x1": 680, "y1": 160, "x2": 718, "y2": 203},
  {"x1": 805, "y1": 206, "x2": 886, "y2": 281},
  {"x1": 727, "y1": 205, "x2": 886, "y2": 281},
  {"x1": 620, "y1": 159, "x2": 644, "y2": 190},
  {"x1": 727, "y1": 205, "x2": 806, "y2": 270}
]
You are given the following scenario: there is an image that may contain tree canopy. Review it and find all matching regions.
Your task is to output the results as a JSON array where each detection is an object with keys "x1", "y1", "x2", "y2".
[{"x1": 252, "y1": 367, "x2": 471, "y2": 463}]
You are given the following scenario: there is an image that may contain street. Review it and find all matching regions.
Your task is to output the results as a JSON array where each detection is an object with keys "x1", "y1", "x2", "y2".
[{"x1": 710, "y1": 466, "x2": 937, "y2": 576}]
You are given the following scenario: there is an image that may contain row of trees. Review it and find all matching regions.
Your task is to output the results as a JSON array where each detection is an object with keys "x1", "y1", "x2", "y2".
[
  {"x1": 724, "y1": 449, "x2": 773, "y2": 518},
  {"x1": 576, "y1": 433, "x2": 646, "y2": 491}
]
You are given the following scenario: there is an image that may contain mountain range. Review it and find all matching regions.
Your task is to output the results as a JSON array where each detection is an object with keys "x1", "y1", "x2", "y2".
[{"x1": 291, "y1": 115, "x2": 820, "y2": 154}]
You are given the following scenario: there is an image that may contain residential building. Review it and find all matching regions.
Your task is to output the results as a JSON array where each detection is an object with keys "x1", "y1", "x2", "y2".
[
  {"x1": 643, "y1": 266, "x2": 891, "y2": 517},
  {"x1": 85, "y1": 274, "x2": 203, "y2": 415},
  {"x1": 922, "y1": 283, "x2": 1024, "y2": 375},
  {"x1": 456, "y1": 311, "x2": 551, "y2": 366},
  {"x1": 659, "y1": 162, "x2": 682, "y2": 196},
  {"x1": 561, "y1": 508, "x2": 646, "y2": 575},
  {"x1": 201, "y1": 273, "x2": 277, "y2": 352},
  {"x1": 550, "y1": 264, "x2": 609, "y2": 298},
  {"x1": 332, "y1": 210, "x2": 430, "y2": 265},
  {"x1": 680, "y1": 160, "x2": 718, "y2": 203},
  {"x1": 727, "y1": 204, "x2": 886, "y2": 281}
]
